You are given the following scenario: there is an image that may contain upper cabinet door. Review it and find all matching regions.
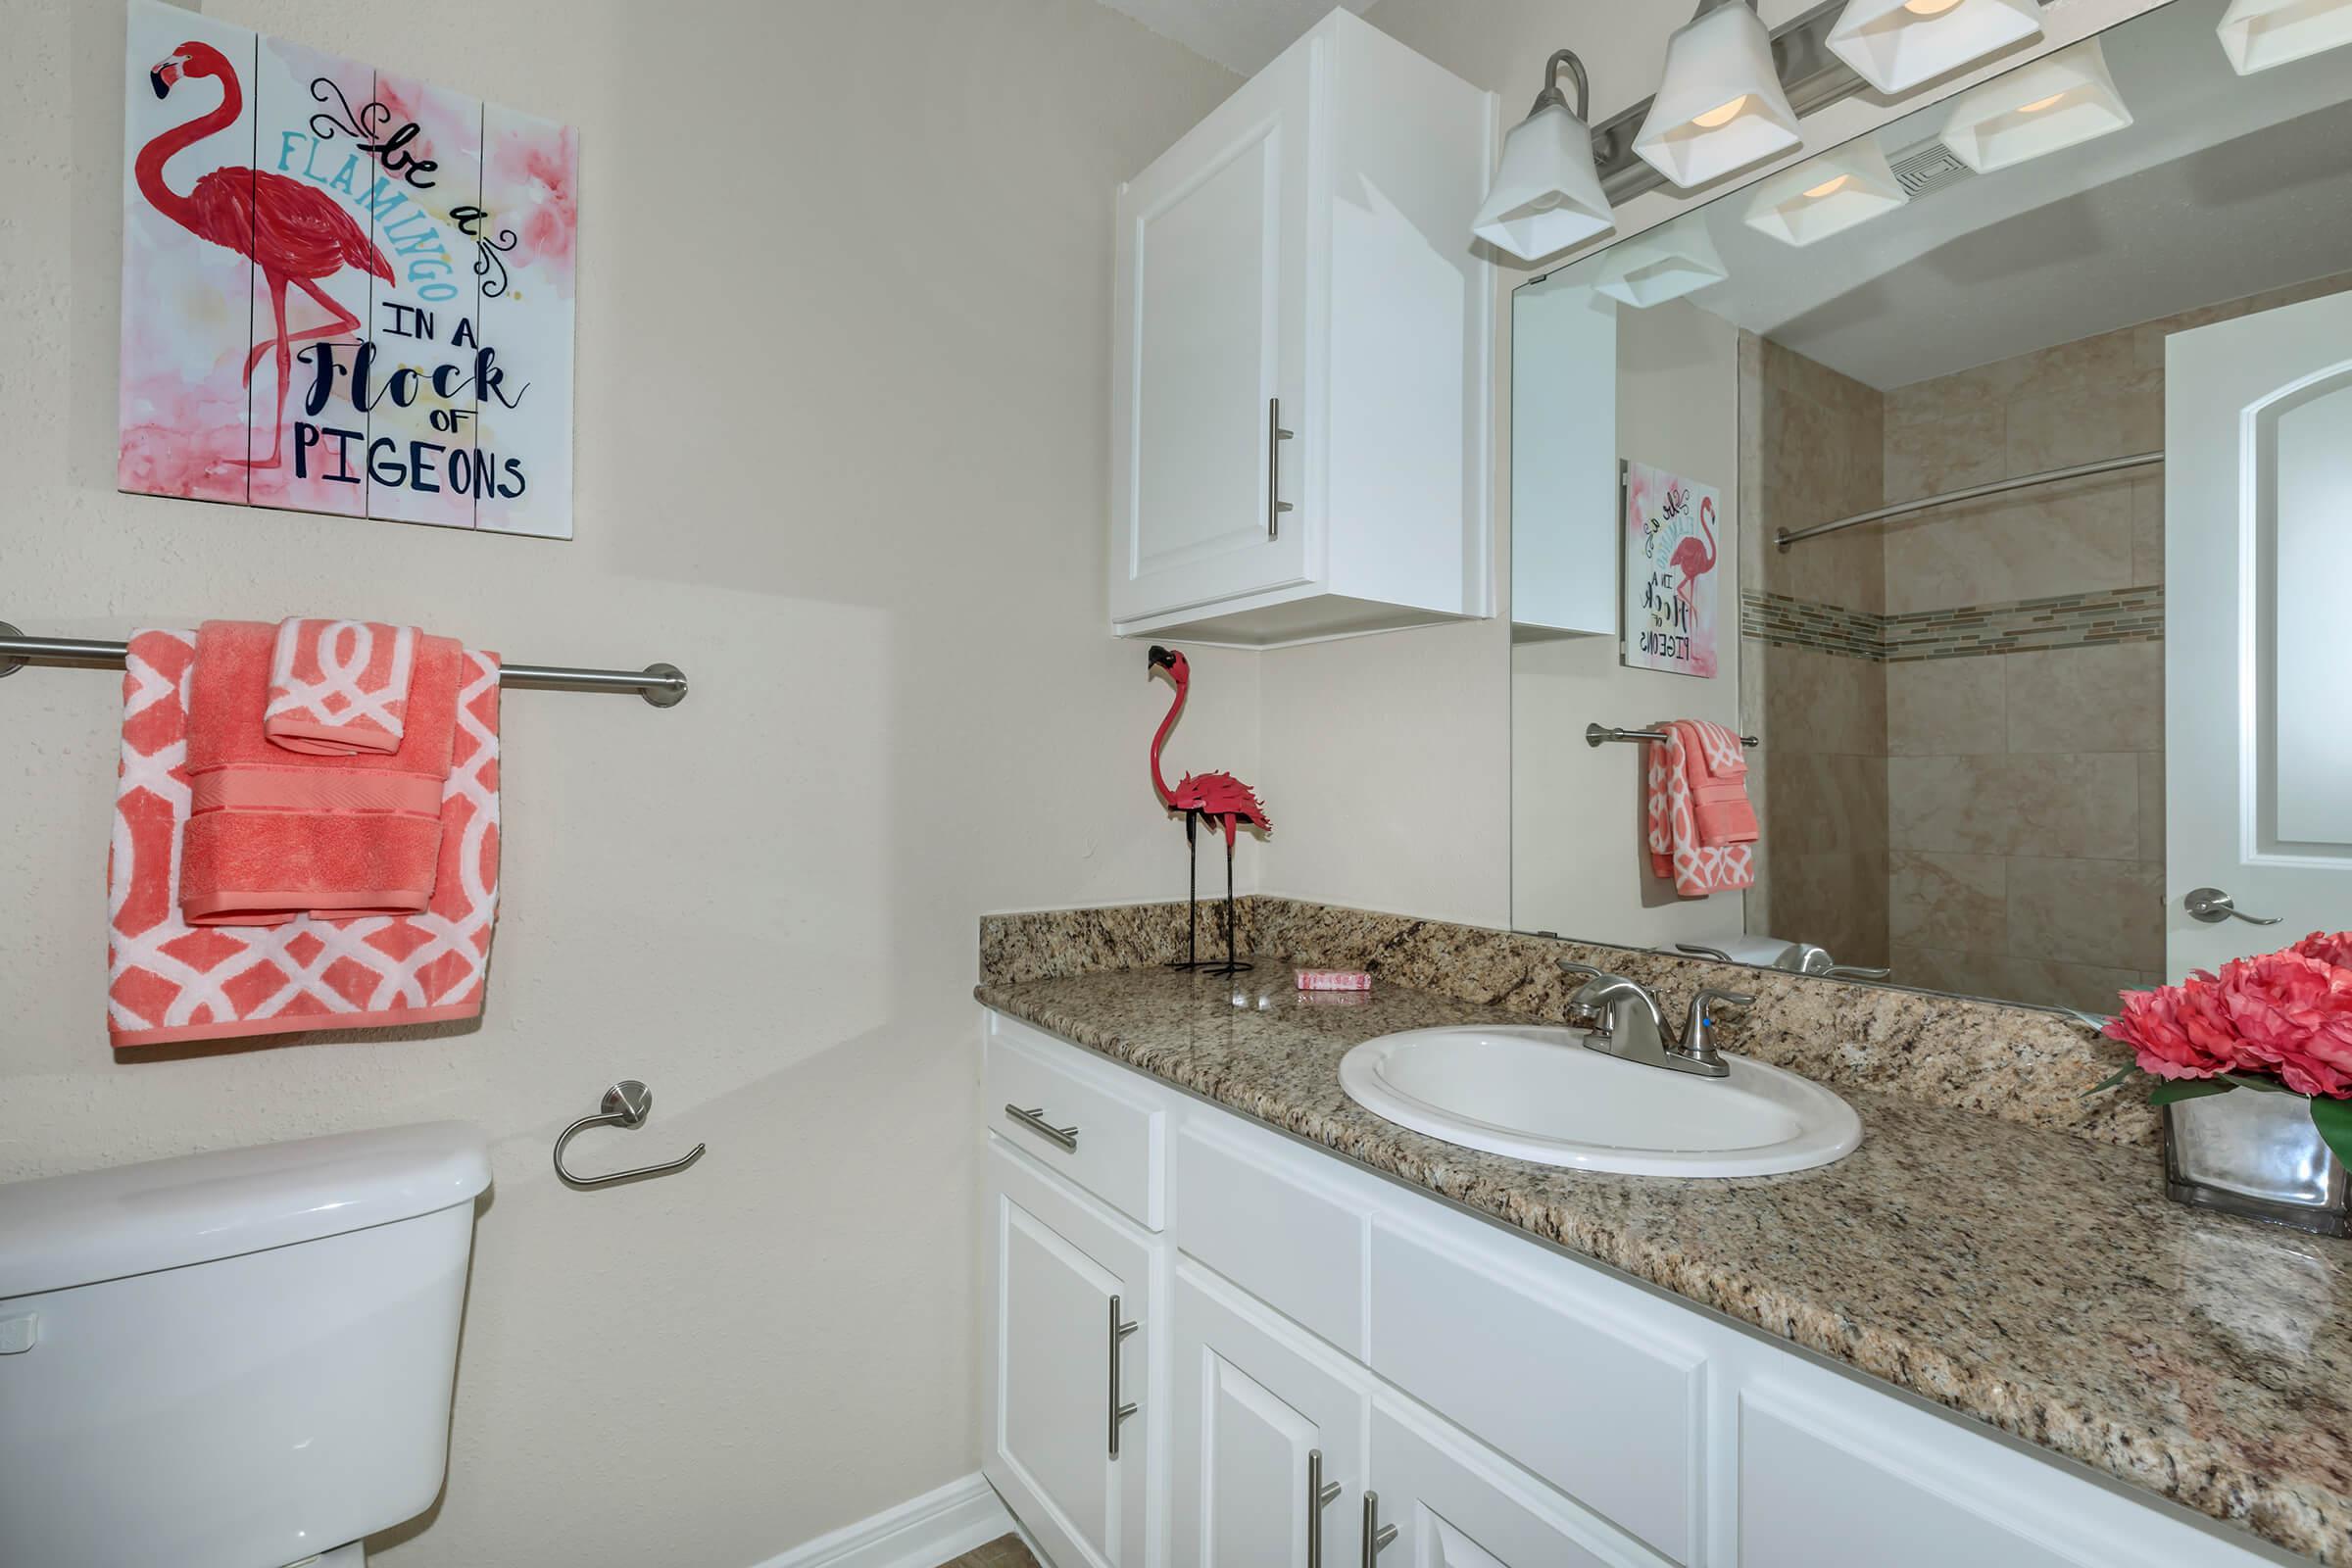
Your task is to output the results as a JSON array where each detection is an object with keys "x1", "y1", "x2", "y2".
[{"x1": 1110, "y1": 36, "x2": 1315, "y2": 626}]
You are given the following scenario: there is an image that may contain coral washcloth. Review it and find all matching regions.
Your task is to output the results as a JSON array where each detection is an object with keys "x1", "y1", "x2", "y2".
[
  {"x1": 265, "y1": 617, "x2": 419, "y2": 756},
  {"x1": 1646, "y1": 720, "x2": 1755, "y2": 898},
  {"x1": 1678, "y1": 718, "x2": 1760, "y2": 847},
  {"x1": 108, "y1": 629, "x2": 502, "y2": 1049},
  {"x1": 180, "y1": 619, "x2": 462, "y2": 925}
]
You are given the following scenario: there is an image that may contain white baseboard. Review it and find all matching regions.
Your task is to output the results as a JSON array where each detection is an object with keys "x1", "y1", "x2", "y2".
[{"x1": 752, "y1": 1472, "x2": 1027, "y2": 1568}]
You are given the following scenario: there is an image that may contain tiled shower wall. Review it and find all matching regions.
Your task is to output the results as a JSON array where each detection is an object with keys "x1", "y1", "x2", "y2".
[{"x1": 1744, "y1": 270, "x2": 2352, "y2": 1012}]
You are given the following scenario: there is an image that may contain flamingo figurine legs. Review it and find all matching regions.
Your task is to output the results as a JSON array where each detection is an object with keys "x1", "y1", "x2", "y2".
[{"x1": 1168, "y1": 810, "x2": 1201, "y2": 970}]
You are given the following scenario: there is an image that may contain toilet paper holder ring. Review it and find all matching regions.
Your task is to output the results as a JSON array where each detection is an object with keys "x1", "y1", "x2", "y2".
[{"x1": 554, "y1": 1080, "x2": 707, "y2": 1188}]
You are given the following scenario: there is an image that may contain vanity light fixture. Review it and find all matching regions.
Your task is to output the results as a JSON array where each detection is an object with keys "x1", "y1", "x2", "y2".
[
  {"x1": 1740, "y1": 138, "x2": 1907, "y2": 247},
  {"x1": 1938, "y1": 36, "x2": 2132, "y2": 172},
  {"x1": 1473, "y1": 49, "x2": 1615, "y2": 262},
  {"x1": 1590, "y1": 219, "x2": 1728, "y2": 309},
  {"x1": 1826, "y1": 0, "x2": 2042, "y2": 94},
  {"x1": 2216, "y1": 0, "x2": 2352, "y2": 73},
  {"x1": 1633, "y1": 0, "x2": 1803, "y2": 189}
]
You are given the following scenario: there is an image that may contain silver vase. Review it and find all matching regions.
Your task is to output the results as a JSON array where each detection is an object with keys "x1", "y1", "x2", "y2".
[{"x1": 2164, "y1": 1090, "x2": 2349, "y2": 1236}]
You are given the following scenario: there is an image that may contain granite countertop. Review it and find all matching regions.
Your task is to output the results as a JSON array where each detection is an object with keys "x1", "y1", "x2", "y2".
[{"x1": 976, "y1": 961, "x2": 2352, "y2": 1564}]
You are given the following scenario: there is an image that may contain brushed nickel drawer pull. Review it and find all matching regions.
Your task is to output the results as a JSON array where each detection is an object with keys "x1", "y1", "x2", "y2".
[
  {"x1": 1362, "y1": 1491, "x2": 1396, "y2": 1564},
  {"x1": 1268, "y1": 397, "x2": 1295, "y2": 540},
  {"x1": 1004, "y1": 1103, "x2": 1078, "y2": 1152},
  {"x1": 1308, "y1": 1447, "x2": 1342, "y2": 1567},
  {"x1": 1108, "y1": 1294, "x2": 1141, "y2": 1458}
]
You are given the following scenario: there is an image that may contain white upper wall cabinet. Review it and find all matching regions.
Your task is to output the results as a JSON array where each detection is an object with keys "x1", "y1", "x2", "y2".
[{"x1": 1109, "y1": 10, "x2": 1496, "y2": 648}]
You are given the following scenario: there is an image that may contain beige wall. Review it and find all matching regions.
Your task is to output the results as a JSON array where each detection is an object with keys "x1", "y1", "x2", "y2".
[
  {"x1": 0, "y1": 3, "x2": 1240, "y2": 1564},
  {"x1": 1510, "y1": 298, "x2": 1743, "y2": 946}
]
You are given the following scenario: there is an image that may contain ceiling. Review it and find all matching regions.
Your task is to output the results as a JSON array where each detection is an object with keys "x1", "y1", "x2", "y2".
[
  {"x1": 1094, "y1": 0, "x2": 1383, "y2": 74},
  {"x1": 1533, "y1": 0, "x2": 2352, "y2": 389}
]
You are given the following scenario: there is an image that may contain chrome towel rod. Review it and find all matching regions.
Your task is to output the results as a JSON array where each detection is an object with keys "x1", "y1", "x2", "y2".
[
  {"x1": 1775, "y1": 450, "x2": 2163, "y2": 552},
  {"x1": 1588, "y1": 723, "x2": 1758, "y2": 750},
  {"x1": 0, "y1": 620, "x2": 687, "y2": 708}
]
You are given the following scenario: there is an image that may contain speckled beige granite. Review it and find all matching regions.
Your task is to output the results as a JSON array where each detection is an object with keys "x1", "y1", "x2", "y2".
[
  {"x1": 974, "y1": 959, "x2": 2352, "y2": 1562},
  {"x1": 981, "y1": 897, "x2": 2157, "y2": 1147}
]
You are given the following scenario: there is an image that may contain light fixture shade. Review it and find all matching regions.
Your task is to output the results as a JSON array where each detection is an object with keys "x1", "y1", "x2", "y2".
[
  {"x1": 1590, "y1": 221, "x2": 1727, "y2": 309},
  {"x1": 1741, "y1": 139, "x2": 1908, "y2": 247},
  {"x1": 2217, "y1": 0, "x2": 2352, "y2": 73},
  {"x1": 1939, "y1": 37, "x2": 2132, "y2": 172},
  {"x1": 1473, "y1": 102, "x2": 1615, "y2": 261},
  {"x1": 1826, "y1": 0, "x2": 2043, "y2": 94},
  {"x1": 1634, "y1": 3, "x2": 1802, "y2": 189}
]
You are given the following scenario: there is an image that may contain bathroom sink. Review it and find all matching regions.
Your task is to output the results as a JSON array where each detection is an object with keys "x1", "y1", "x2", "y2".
[{"x1": 1338, "y1": 1025, "x2": 1861, "y2": 1177}]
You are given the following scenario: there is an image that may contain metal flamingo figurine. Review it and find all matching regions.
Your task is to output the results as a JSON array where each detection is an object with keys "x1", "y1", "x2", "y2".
[{"x1": 1147, "y1": 646, "x2": 1271, "y2": 975}]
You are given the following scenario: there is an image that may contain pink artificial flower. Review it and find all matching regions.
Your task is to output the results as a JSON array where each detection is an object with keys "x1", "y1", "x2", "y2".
[
  {"x1": 2289, "y1": 930, "x2": 2352, "y2": 972},
  {"x1": 2216, "y1": 951, "x2": 2352, "y2": 1100},
  {"x1": 2104, "y1": 977, "x2": 2240, "y2": 1080}
]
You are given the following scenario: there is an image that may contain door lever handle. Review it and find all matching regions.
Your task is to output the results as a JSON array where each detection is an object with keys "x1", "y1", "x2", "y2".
[{"x1": 2184, "y1": 887, "x2": 2282, "y2": 926}]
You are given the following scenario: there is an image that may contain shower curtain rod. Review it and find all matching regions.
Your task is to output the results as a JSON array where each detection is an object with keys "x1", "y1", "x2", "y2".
[
  {"x1": 0, "y1": 621, "x2": 688, "y2": 708},
  {"x1": 1774, "y1": 450, "x2": 2164, "y2": 552}
]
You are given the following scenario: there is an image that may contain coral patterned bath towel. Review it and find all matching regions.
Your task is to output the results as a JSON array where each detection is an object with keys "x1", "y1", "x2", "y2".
[
  {"x1": 1646, "y1": 720, "x2": 1755, "y2": 898},
  {"x1": 108, "y1": 629, "x2": 502, "y2": 1048}
]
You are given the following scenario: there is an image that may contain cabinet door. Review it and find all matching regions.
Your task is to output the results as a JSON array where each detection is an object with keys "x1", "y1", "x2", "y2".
[
  {"x1": 1109, "y1": 31, "x2": 1314, "y2": 625},
  {"x1": 984, "y1": 1140, "x2": 1154, "y2": 1568},
  {"x1": 1365, "y1": 1403, "x2": 1663, "y2": 1568},
  {"x1": 1173, "y1": 1264, "x2": 1366, "y2": 1568}
]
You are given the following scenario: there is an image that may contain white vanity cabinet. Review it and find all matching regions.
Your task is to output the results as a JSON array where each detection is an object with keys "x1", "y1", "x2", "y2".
[
  {"x1": 1107, "y1": 10, "x2": 1495, "y2": 647},
  {"x1": 979, "y1": 1009, "x2": 2288, "y2": 1568}
]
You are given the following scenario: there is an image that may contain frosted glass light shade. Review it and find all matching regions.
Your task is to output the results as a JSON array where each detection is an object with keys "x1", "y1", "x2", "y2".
[
  {"x1": 1741, "y1": 140, "x2": 1908, "y2": 247},
  {"x1": 1633, "y1": 3, "x2": 1802, "y2": 189},
  {"x1": 2217, "y1": 0, "x2": 2352, "y2": 73},
  {"x1": 1473, "y1": 102, "x2": 1615, "y2": 261},
  {"x1": 1827, "y1": 0, "x2": 2043, "y2": 93},
  {"x1": 1591, "y1": 221, "x2": 1727, "y2": 309},
  {"x1": 1939, "y1": 38, "x2": 2132, "y2": 172}
]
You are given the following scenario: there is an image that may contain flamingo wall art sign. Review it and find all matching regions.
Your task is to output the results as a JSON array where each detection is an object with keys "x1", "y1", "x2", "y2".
[
  {"x1": 1622, "y1": 460, "x2": 1722, "y2": 678},
  {"x1": 119, "y1": 0, "x2": 577, "y2": 538},
  {"x1": 1147, "y1": 646, "x2": 1270, "y2": 976}
]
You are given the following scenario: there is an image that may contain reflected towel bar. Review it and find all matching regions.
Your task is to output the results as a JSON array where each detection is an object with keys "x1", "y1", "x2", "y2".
[
  {"x1": 1774, "y1": 450, "x2": 2163, "y2": 552},
  {"x1": 1587, "y1": 723, "x2": 1759, "y2": 750},
  {"x1": 0, "y1": 619, "x2": 687, "y2": 708}
]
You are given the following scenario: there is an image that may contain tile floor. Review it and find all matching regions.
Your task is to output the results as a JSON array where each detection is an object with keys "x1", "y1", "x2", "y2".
[{"x1": 934, "y1": 1535, "x2": 1038, "y2": 1568}]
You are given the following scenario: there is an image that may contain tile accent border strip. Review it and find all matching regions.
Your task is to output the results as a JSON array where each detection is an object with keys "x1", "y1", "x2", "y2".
[{"x1": 1741, "y1": 584, "x2": 2164, "y2": 662}]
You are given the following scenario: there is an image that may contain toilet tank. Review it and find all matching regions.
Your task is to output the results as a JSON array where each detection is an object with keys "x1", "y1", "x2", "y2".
[{"x1": 0, "y1": 1122, "x2": 491, "y2": 1568}]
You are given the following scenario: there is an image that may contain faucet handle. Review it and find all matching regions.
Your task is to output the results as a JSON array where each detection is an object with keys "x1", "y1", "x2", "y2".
[
  {"x1": 1819, "y1": 963, "x2": 1891, "y2": 981},
  {"x1": 1680, "y1": 987, "x2": 1753, "y2": 1066}
]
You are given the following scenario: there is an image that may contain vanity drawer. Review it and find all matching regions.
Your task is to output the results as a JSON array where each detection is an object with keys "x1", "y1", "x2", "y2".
[
  {"x1": 1368, "y1": 1219, "x2": 1705, "y2": 1564},
  {"x1": 1174, "y1": 1121, "x2": 1367, "y2": 1356},
  {"x1": 985, "y1": 1016, "x2": 1165, "y2": 1229}
]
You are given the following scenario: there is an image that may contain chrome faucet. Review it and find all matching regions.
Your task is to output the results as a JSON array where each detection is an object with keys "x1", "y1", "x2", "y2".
[{"x1": 1558, "y1": 960, "x2": 1750, "y2": 1078}]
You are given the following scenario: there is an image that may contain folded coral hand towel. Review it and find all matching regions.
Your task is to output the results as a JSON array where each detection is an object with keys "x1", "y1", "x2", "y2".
[
  {"x1": 1646, "y1": 720, "x2": 1755, "y2": 898},
  {"x1": 265, "y1": 617, "x2": 419, "y2": 756},
  {"x1": 180, "y1": 620, "x2": 462, "y2": 925},
  {"x1": 1679, "y1": 719, "x2": 1759, "y2": 847},
  {"x1": 109, "y1": 628, "x2": 503, "y2": 1048}
]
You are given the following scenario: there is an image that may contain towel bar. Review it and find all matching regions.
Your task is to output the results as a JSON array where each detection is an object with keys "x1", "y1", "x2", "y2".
[
  {"x1": 0, "y1": 620, "x2": 686, "y2": 708},
  {"x1": 1587, "y1": 723, "x2": 1759, "y2": 749}
]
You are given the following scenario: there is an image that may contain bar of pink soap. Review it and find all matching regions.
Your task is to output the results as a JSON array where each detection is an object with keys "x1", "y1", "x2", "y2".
[{"x1": 1296, "y1": 968, "x2": 1372, "y2": 992}]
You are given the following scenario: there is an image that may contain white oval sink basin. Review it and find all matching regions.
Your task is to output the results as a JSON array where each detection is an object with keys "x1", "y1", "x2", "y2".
[{"x1": 1339, "y1": 1025, "x2": 1861, "y2": 1177}]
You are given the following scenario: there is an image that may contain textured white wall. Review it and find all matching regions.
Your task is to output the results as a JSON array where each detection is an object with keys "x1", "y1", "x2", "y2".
[{"x1": 0, "y1": 2, "x2": 1239, "y2": 1564}]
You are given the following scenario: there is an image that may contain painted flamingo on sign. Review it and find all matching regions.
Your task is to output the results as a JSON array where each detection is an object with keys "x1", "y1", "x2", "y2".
[
  {"x1": 1148, "y1": 646, "x2": 1270, "y2": 976},
  {"x1": 137, "y1": 39, "x2": 392, "y2": 469},
  {"x1": 1669, "y1": 494, "x2": 1719, "y2": 614}
]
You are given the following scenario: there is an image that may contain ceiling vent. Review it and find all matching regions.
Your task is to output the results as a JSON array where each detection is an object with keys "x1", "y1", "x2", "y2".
[{"x1": 1886, "y1": 138, "x2": 1977, "y2": 198}]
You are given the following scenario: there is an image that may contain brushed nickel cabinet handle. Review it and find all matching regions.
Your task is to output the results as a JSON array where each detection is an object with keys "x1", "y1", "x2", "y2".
[
  {"x1": 1308, "y1": 1447, "x2": 1343, "y2": 1567},
  {"x1": 1004, "y1": 1103, "x2": 1078, "y2": 1152},
  {"x1": 1107, "y1": 1294, "x2": 1141, "y2": 1458},
  {"x1": 1361, "y1": 1491, "x2": 1396, "y2": 1564},
  {"x1": 1268, "y1": 397, "x2": 1295, "y2": 540}
]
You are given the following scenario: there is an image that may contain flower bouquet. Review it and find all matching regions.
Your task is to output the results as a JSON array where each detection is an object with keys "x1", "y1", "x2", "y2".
[{"x1": 2094, "y1": 931, "x2": 2352, "y2": 1172}]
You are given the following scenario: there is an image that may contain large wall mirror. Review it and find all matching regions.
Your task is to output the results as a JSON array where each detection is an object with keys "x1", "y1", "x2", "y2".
[{"x1": 1510, "y1": 0, "x2": 2352, "y2": 1016}]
